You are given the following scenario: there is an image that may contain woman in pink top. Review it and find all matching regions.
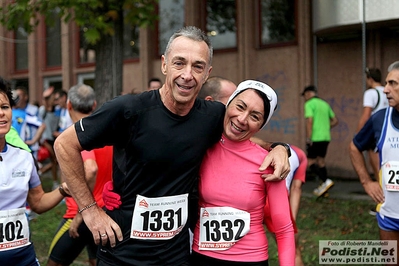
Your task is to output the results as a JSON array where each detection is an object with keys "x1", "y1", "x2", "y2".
[{"x1": 191, "y1": 80, "x2": 295, "y2": 265}]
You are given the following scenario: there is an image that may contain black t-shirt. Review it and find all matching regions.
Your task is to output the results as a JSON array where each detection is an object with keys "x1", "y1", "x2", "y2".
[{"x1": 76, "y1": 90, "x2": 224, "y2": 265}]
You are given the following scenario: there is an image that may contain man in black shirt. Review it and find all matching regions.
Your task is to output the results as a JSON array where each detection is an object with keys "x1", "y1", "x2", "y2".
[{"x1": 55, "y1": 26, "x2": 290, "y2": 265}]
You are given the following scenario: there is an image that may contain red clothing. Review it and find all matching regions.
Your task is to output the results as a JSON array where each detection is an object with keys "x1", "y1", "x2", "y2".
[
  {"x1": 64, "y1": 146, "x2": 113, "y2": 218},
  {"x1": 291, "y1": 145, "x2": 307, "y2": 184},
  {"x1": 192, "y1": 136, "x2": 295, "y2": 265}
]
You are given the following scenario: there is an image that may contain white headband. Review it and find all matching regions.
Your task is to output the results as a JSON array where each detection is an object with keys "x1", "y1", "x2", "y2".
[{"x1": 226, "y1": 80, "x2": 278, "y2": 128}]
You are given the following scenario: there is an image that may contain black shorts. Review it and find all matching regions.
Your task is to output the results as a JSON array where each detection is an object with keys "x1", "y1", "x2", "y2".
[
  {"x1": 307, "y1": 141, "x2": 329, "y2": 159},
  {"x1": 190, "y1": 251, "x2": 268, "y2": 266},
  {"x1": 48, "y1": 218, "x2": 97, "y2": 265},
  {"x1": 364, "y1": 141, "x2": 377, "y2": 151},
  {"x1": 0, "y1": 244, "x2": 38, "y2": 266}
]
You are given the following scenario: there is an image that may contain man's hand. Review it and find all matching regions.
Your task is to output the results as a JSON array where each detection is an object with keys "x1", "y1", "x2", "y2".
[
  {"x1": 363, "y1": 181, "x2": 384, "y2": 204},
  {"x1": 81, "y1": 206, "x2": 123, "y2": 247},
  {"x1": 25, "y1": 139, "x2": 35, "y2": 146},
  {"x1": 349, "y1": 141, "x2": 384, "y2": 204},
  {"x1": 260, "y1": 145, "x2": 290, "y2": 181},
  {"x1": 69, "y1": 214, "x2": 83, "y2": 238}
]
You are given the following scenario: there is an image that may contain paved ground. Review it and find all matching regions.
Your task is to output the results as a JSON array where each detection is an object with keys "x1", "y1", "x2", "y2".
[{"x1": 302, "y1": 177, "x2": 373, "y2": 201}]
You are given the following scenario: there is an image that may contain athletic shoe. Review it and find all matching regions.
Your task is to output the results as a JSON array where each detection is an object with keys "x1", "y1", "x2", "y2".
[{"x1": 313, "y1": 178, "x2": 334, "y2": 197}]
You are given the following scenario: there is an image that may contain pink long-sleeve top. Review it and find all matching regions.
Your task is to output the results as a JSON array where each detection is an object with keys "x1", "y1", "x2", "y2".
[{"x1": 192, "y1": 135, "x2": 295, "y2": 265}]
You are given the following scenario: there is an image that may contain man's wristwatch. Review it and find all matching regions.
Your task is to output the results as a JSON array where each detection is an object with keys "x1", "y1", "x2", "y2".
[
  {"x1": 58, "y1": 184, "x2": 71, "y2": 197},
  {"x1": 270, "y1": 142, "x2": 291, "y2": 157}
]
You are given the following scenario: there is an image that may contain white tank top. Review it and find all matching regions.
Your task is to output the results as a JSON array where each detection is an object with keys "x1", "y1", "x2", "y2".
[
  {"x1": 372, "y1": 86, "x2": 389, "y2": 115},
  {"x1": 377, "y1": 107, "x2": 399, "y2": 218},
  {"x1": 285, "y1": 148, "x2": 299, "y2": 192}
]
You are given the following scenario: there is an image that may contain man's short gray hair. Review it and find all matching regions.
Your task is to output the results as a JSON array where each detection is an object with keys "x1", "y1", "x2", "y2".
[
  {"x1": 388, "y1": 61, "x2": 399, "y2": 72},
  {"x1": 164, "y1": 26, "x2": 213, "y2": 65},
  {"x1": 68, "y1": 84, "x2": 96, "y2": 114}
]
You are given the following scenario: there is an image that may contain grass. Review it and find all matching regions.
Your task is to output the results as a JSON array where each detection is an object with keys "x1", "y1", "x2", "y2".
[
  {"x1": 31, "y1": 177, "x2": 379, "y2": 265},
  {"x1": 267, "y1": 196, "x2": 380, "y2": 266},
  {"x1": 30, "y1": 174, "x2": 90, "y2": 266}
]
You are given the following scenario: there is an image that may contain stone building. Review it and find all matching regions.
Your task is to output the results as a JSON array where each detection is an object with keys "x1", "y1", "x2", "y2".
[{"x1": 1, "y1": 0, "x2": 398, "y2": 178}]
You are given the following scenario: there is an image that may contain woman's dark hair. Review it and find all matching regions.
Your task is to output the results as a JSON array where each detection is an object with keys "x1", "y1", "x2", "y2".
[
  {"x1": 0, "y1": 77, "x2": 13, "y2": 107},
  {"x1": 253, "y1": 89, "x2": 271, "y2": 129},
  {"x1": 230, "y1": 89, "x2": 271, "y2": 129}
]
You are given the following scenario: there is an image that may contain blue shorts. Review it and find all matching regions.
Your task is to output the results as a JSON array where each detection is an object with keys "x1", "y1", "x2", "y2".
[
  {"x1": 0, "y1": 244, "x2": 39, "y2": 266},
  {"x1": 377, "y1": 212, "x2": 399, "y2": 231}
]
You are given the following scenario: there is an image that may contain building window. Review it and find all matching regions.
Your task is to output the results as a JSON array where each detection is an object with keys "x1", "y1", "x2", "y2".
[
  {"x1": 79, "y1": 21, "x2": 138, "y2": 62},
  {"x1": 206, "y1": 0, "x2": 237, "y2": 50},
  {"x1": 158, "y1": 0, "x2": 185, "y2": 55},
  {"x1": 124, "y1": 25, "x2": 140, "y2": 59},
  {"x1": 45, "y1": 9, "x2": 62, "y2": 67},
  {"x1": 43, "y1": 76, "x2": 62, "y2": 91},
  {"x1": 260, "y1": 0, "x2": 296, "y2": 46},
  {"x1": 14, "y1": 27, "x2": 28, "y2": 71},
  {"x1": 77, "y1": 73, "x2": 95, "y2": 89},
  {"x1": 11, "y1": 78, "x2": 29, "y2": 91},
  {"x1": 79, "y1": 27, "x2": 96, "y2": 64}
]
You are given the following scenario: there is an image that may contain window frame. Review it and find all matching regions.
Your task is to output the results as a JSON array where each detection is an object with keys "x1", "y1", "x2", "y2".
[
  {"x1": 156, "y1": 0, "x2": 186, "y2": 57},
  {"x1": 76, "y1": 25, "x2": 96, "y2": 68},
  {"x1": 43, "y1": 75, "x2": 63, "y2": 91},
  {"x1": 257, "y1": 0, "x2": 298, "y2": 49},
  {"x1": 12, "y1": 28, "x2": 29, "y2": 73},
  {"x1": 205, "y1": 0, "x2": 238, "y2": 53},
  {"x1": 43, "y1": 10, "x2": 62, "y2": 70},
  {"x1": 123, "y1": 23, "x2": 140, "y2": 63},
  {"x1": 77, "y1": 72, "x2": 95, "y2": 88}
]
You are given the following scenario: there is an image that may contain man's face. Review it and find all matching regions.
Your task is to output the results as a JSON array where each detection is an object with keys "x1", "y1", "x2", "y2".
[
  {"x1": 14, "y1": 89, "x2": 28, "y2": 109},
  {"x1": 366, "y1": 77, "x2": 373, "y2": 89},
  {"x1": 384, "y1": 69, "x2": 399, "y2": 110},
  {"x1": 54, "y1": 93, "x2": 67, "y2": 108},
  {"x1": 161, "y1": 36, "x2": 212, "y2": 109},
  {"x1": 44, "y1": 93, "x2": 56, "y2": 107},
  {"x1": 303, "y1": 91, "x2": 314, "y2": 101}
]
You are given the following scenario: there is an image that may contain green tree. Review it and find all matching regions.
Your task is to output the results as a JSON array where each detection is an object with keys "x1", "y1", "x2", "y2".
[
  {"x1": 0, "y1": 0, "x2": 157, "y2": 105},
  {"x1": 206, "y1": 0, "x2": 236, "y2": 34},
  {"x1": 261, "y1": 0, "x2": 295, "y2": 43}
]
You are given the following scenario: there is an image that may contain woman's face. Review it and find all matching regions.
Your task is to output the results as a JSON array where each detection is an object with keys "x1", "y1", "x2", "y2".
[
  {"x1": 0, "y1": 92, "x2": 12, "y2": 139},
  {"x1": 223, "y1": 89, "x2": 265, "y2": 142}
]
